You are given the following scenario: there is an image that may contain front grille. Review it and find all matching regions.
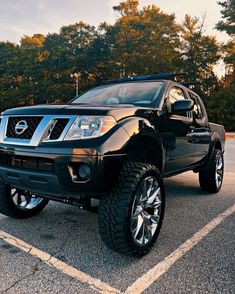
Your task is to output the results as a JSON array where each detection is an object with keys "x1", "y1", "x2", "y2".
[
  {"x1": 6, "y1": 117, "x2": 42, "y2": 139},
  {"x1": 50, "y1": 119, "x2": 69, "y2": 140},
  {"x1": 0, "y1": 154, "x2": 54, "y2": 172},
  {"x1": 1, "y1": 115, "x2": 75, "y2": 146}
]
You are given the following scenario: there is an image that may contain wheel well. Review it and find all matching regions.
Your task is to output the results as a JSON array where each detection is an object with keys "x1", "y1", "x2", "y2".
[{"x1": 127, "y1": 137, "x2": 163, "y2": 172}]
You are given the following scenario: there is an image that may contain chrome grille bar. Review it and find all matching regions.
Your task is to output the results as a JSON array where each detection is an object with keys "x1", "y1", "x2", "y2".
[{"x1": 0, "y1": 115, "x2": 77, "y2": 146}]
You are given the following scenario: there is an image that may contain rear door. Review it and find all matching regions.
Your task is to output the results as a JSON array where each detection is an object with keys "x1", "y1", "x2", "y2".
[
  {"x1": 186, "y1": 91, "x2": 211, "y2": 162},
  {"x1": 164, "y1": 85, "x2": 198, "y2": 173}
]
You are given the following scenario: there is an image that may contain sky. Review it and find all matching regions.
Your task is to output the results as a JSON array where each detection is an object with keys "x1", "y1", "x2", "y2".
[{"x1": 0, "y1": 0, "x2": 229, "y2": 44}]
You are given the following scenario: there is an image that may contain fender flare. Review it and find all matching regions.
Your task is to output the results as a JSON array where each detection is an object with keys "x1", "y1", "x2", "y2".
[{"x1": 120, "y1": 117, "x2": 166, "y2": 172}]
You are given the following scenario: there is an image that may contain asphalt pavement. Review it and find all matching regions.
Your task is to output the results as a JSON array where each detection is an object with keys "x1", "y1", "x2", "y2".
[{"x1": 0, "y1": 140, "x2": 234, "y2": 294}]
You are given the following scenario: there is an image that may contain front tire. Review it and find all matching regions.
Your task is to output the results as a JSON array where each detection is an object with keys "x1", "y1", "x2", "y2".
[
  {"x1": 98, "y1": 162, "x2": 165, "y2": 256},
  {"x1": 199, "y1": 149, "x2": 224, "y2": 193},
  {"x1": 0, "y1": 183, "x2": 49, "y2": 219}
]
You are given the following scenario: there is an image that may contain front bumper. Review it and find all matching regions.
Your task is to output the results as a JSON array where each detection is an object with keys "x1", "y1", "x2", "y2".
[{"x1": 0, "y1": 147, "x2": 125, "y2": 199}]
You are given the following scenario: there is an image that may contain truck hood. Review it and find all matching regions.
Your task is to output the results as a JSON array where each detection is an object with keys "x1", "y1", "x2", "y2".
[{"x1": 2, "y1": 104, "x2": 156, "y2": 122}]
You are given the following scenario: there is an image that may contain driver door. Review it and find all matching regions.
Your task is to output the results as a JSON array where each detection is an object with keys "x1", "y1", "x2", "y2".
[{"x1": 164, "y1": 86, "x2": 198, "y2": 173}]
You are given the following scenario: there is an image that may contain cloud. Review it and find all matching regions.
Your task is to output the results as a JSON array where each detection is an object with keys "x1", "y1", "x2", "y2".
[
  {"x1": 0, "y1": 0, "x2": 229, "y2": 44},
  {"x1": 0, "y1": 0, "x2": 112, "y2": 43},
  {"x1": 140, "y1": 0, "x2": 228, "y2": 42}
]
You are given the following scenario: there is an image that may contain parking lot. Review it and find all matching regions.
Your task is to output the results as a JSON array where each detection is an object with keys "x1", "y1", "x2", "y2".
[{"x1": 0, "y1": 139, "x2": 234, "y2": 294}]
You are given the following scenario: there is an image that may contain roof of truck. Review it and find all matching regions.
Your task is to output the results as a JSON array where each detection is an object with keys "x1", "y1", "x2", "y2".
[{"x1": 105, "y1": 73, "x2": 200, "y2": 89}]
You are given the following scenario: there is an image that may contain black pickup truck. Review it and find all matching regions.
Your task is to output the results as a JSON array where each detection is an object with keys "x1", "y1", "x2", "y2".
[{"x1": 0, "y1": 73, "x2": 225, "y2": 256}]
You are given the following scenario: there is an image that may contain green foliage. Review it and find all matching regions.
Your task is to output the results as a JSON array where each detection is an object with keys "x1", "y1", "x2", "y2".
[
  {"x1": 0, "y1": 0, "x2": 234, "y2": 130},
  {"x1": 180, "y1": 15, "x2": 221, "y2": 96},
  {"x1": 214, "y1": 0, "x2": 235, "y2": 131},
  {"x1": 216, "y1": 0, "x2": 235, "y2": 36},
  {"x1": 113, "y1": 0, "x2": 139, "y2": 16},
  {"x1": 205, "y1": 78, "x2": 235, "y2": 131},
  {"x1": 107, "y1": 4, "x2": 182, "y2": 76}
]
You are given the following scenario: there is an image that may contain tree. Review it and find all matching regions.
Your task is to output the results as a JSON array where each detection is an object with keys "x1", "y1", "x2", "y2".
[
  {"x1": 105, "y1": 1, "x2": 181, "y2": 77},
  {"x1": 216, "y1": 0, "x2": 234, "y2": 76},
  {"x1": 0, "y1": 0, "x2": 233, "y2": 131},
  {"x1": 216, "y1": 0, "x2": 235, "y2": 36},
  {"x1": 207, "y1": 81, "x2": 235, "y2": 130},
  {"x1": 180, "y1": 15, "x2": 221, "y2": 96},
  {"x1": 113, "y1": 0, "x2": 139, "y2": 16},
  {"x1": 211, "y1": 0, "x2": 235, "y2": 131},
  {"x1": 0, "y1": 42, "x2": 19, "y2": 75},
  {"x1": 43, "y1": 22, "x2": 101, "y2": 100}
]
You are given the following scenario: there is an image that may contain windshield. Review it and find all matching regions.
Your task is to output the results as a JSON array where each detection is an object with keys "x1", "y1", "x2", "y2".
[{"x1": 71, "y1": 81, "x2": 164, "y2": 106}]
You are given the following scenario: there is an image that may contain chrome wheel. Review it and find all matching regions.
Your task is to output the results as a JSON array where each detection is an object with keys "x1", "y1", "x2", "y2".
[
  {"x1": 215, "y1": 153, "x2": 223, "y2": 189},
  {"x1": 11, "y1": 188, "x2": 44, "y2": 210},
  {"x1": 131, "y1": 176, "x2": 162, "y2": 246}
]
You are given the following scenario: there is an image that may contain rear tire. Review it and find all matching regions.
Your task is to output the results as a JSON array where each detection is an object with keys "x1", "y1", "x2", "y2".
[
  {"x1": 199, "y1": 149, "x2": 224, "y2": 193},
  {"x1": 98, "y1": 161, "x2": 165, "y2": 256},
  {"x1": 0, "y1": 183, "x2": 49, "y2": 219}
]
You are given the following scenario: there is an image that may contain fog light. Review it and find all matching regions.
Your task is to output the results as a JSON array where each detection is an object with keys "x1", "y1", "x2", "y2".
[
  {"x1": 68, "y1": 164, "x2": 92, "y2": 182},
  {"x1": 78, "y1": 164, "x2": 91, "y2": 180}
]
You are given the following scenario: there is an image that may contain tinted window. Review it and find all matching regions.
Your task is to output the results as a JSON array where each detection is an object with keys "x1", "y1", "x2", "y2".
[
  {"x1": 188, "y1": 92, "x2": 203, "y2": 119},
  {"x1": 169, "y1": 87, "x2": 186, "y2": 105},
  {"x1": 71, "y1": 82, "x2": 163, "y2": 106},
  {"x1": 168, "y1": 86, "x2": 188, "y2": 117}
]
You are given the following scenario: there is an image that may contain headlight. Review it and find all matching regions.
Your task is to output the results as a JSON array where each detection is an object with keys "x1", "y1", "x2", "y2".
[{"x1": 64, "y1": 116, "x2": 116, "y2": 140}]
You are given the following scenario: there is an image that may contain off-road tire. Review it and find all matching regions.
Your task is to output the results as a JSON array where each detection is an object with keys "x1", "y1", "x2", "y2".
[
  {"x1": 0, "y1": 182, "x2": 49, "y2": 219},
  {"x1": 98, "y1": 161, "x2": 165, "y2": 256},
  {"x1": 199, "y1": 149, "x2": 224, "y2": 193}
]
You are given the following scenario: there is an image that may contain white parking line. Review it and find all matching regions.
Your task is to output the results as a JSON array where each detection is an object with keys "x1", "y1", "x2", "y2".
[
  {"x1": 125, "y1": 203, "x2": 235, "y2": 294},
  {"x1": 0, "y1": 230, "x2": 121, "y2": 294},
  {"x1": 0, "y1": 203, "x2": 234, "y2": 294}
]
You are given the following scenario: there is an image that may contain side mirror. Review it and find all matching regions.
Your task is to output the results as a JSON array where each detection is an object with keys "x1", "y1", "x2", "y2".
[{"x1": 171, "y1": 99, "x2": 194, "y2": 113}]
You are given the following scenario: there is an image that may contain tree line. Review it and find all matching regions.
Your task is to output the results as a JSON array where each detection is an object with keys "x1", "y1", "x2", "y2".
[{"x1": 0, "y1": 0, "x2": 234, "y2": 130}]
